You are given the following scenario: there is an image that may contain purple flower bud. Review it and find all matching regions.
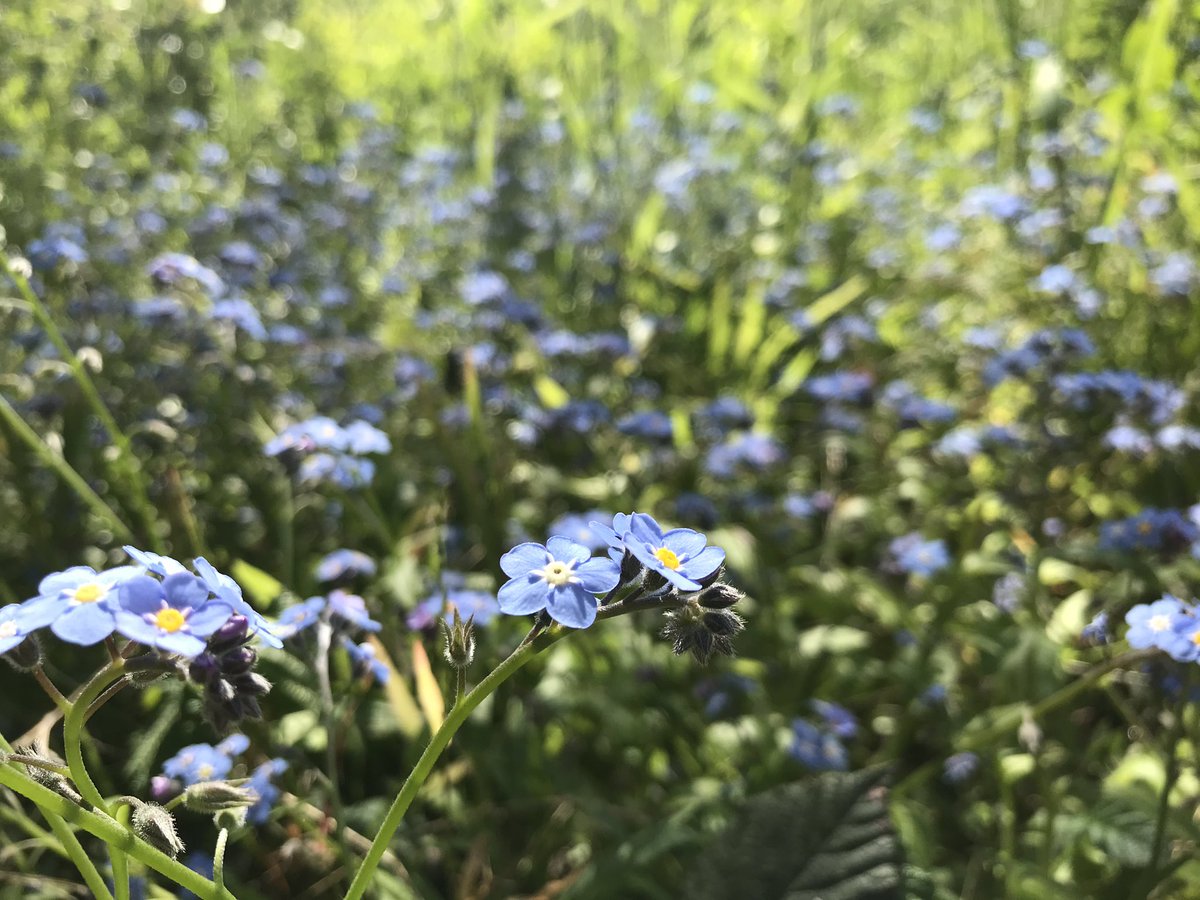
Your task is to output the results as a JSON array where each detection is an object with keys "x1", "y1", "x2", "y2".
[{"x1": 220, "y1": 647, "x2": 257, "y2": 675}]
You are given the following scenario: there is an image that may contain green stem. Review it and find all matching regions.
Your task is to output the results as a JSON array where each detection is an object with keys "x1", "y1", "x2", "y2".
[
  {"x1": 33, "y1": 667, "x2": 70, "y2": 712},
  {"x1": 112, "y1": 814, "x2": 131, "y2": 900},
  {"x1": 43, "y1": 810, "x2": 115, "y2": 900},
  {"x1": 0, "y1": 393, "x2": 137, "y2": 543},
  {"x1": 0, "y1": 251, "x2": 163, "y2": 550},
  {"x1": 343, "y1": 627, "x2": 565, "y2": 900},
  {"x1": 0, "y1": 757, "x2": 221, "y2": 898},
  {"x1": 63, "y1": 661, "x2": 126, "y2": 813},
  {"x1": 1141, "y1": 680, "x2": 1191, "y2": 897},
  {"x1": 214, "y1": 827, "x2": 229, "y2": 896}
]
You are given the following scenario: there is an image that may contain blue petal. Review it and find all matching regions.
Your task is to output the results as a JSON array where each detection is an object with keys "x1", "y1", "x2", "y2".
[
  {"x1": 163, "y1": 573, "x2": 209, "y2": 610},
  {"x1": 51, "y1": 603, "x2": 116, "y2": 646},
  {"x1": 97, "y1": 566, "x2": 144, "y2": 588},
  {"x1": 628, "y1": 513, "x2": 665, "y2": 545},
  {"x1": 155, "y1": 631, "x2": 208, "y2": 657},
  {"x1": 497, "y1": 575, "x2": 549, "y2": 615},
  {"x1": 114, "y1": 611, "x2": 163, "y2": 646},
  {"x1": 0, "y1": 633, "x2": 26, "y2": 654},
  {"x1": 185, "y1": 603, "x2": 235, "y2": 637},
  {"x1": 575, "y1": 557, "x2": 620, "y2": 594},
  {"x1": 681, "y1": 546, "x2": 725, "y2": 580},
  {"x1": 500, "y1": 543, "x2": 551, "y2": 579},
  {"x1": 545, "y1": 536, "x2": 591, "y2": 565},
  {"x1": 37, "y1": 567, "x2": 96, "y2": 597},
  {"x1": 15, "y1": 596, "x2": 68, "y2": 630},
  {"x1": 662, "y1": 529, "x2": 707, "y2": 560},
  {"x1": 192, "y1": 557, "x2": 222, "y2": 592},
  {"x1": 659, "y1": 567, "x2": 703, "y2": 592},
  {"x1": 545, "y1": 584, "x2": 598, "y2": 629},
  {"x1": 120, "y1": 576, "x2": 165, "y2": 614}
]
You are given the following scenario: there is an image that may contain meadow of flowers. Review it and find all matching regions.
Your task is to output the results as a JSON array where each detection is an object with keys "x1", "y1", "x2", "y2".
[{"x1": 1, "y1": 0, "x2": 1199, "y2": 897}]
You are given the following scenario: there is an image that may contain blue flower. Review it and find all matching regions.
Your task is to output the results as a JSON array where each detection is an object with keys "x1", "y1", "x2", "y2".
[
  {"x1": 497, "y1": 537, "x2": 621, "y2": 629},
  {"x1": 192, "y1": 558, "x2": 283, "y2": 649},
  {"x1": 245, "y1": 759, "x2": 288, "y2": 825},
  {"x1": 315, "y1": 549, "x2": 377, "y2": 583},
  {"x1": 810, "y1": 700, "x2": 857, "y2": 738},
  {"x1": 888, "y1": 534, "x2": 950, "y2": 577},
  {"x1": 407, "y1": 579, "x2": 500, "y2": 630},
  {"x1": 1081, "y1": 612, "x2": 1110, "y2": 645},
  {"x1": 24, "y1": 565, "x2": 144, "y2": 646},
  {"x1": 548, "y1": 512, "x2": 613, "y2": 553},
  {"x1": 341, "y1": 636, "x2": 389, "y2": 685},
  {"x1": 326, "y1": 589, "x2": 381, "y2": 632},
  {"x1": 617, "y1": 410, "x2": 674, "y2": 442},
  {"x1": 123, "y1": 547, "x2": 188, "y2": 577},
  {"x1": 943, "y1": 751, "x2": 979, "y2": 784},
  {"x1": 162, "y1": 742, "x2": 236, "y2": 786},
  {"x1": 626, "y1": 513, "x2": 725, "y2": 592},
  {"x1": 788, "y1": 719, "x2": 848, "y2": 770},
  {"x1": 274, "y1": 597, "x2": 327, "y2": 639},
  {"x1": 1125, "y1": 596, "x2": 1191, "y2": 651},
  {"x1": 115, "y1": 574, "x2": 234, "y2": 657},
  {"x1": 0, "y1": 599, "x2": 58, "y2": 655}
]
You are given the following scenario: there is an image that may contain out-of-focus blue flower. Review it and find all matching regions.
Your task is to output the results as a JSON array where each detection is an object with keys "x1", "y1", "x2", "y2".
[
  {"x1": 115, "y1": 574, "x2": 233, "y2": 657},
  {"x1": 209, "y1": 299, "x2": 266, "y2": 339},
  {"x1": 788, "y1": 719, "x2": 848, "y2": 770},
  {"x1": 245, "y1": 758, "x2": 288, "y2": 825},
  {"x1": 810, "y1": 700, "x2": 857, "y2": 738},
  {"x1": 460, "y1": 270, "x2": 509, "y2": 305},
  {"x1": 1082, "y1": 612, "x2": 1109, "y2": 645},
  {"x1": 0, "y1": 599, "x2": 57, "y2": 655},
  {"x1": 943, "y1": 751, "x2": 979, "y2": 783},
  {"x1": 879, "y1": 381, "x2": 956, "y2": 427},
  {"x1": 704, "y1": 433, "x2": 785, "y2": 478},
  {"x1": 548, "y1": 512, "x2": 613, "y2": 553},
  {"x1": 326, "y1": 589, "x2": 381, "y2": 632},
  {"x1": 274, "y1": 597, "x2": 326, "y2": 640},
  {"x1": 617, "y1": 410, "x2": 674, "y2": 442},
  {"x1": 1034, "y1": 264, "x2": 1077, "y2": 294},
  {"x1": 992, "y1": 572, "x2": 1024, "y2": 613},
  {"x1": 147, "y1": 252, "x2": 224, "y2": 296},
  {"x1": 497, "y1": 537, "x2": 620, "y2": 629},
  {"x1": 161, "y1": 736, "x2": 246, "y2": 786},
  {"x1": 805, "y1": 371, "x2": 873, "y2": 404},
  {"x1": 1150, "y1": 252, "x2": 1196, "y2": 296},
  {"x1": 888, "y1": 534, "x2": 950, "y2": 577},
  {"x1": 1099, "y1": 509, "x2": 1198, "y2": 554},
  {"x1": 626, "y1": 513, "x2": 725, "y2": 592},
  {"x1": 341, "y1": 636, "x2": 389, "y2": 685},
  {"x1": 407, "y1": 579, "x2": 500, "y2": 630},
  {"x1": 315, "y1": 549, "x2": 377, "y2": 583}
]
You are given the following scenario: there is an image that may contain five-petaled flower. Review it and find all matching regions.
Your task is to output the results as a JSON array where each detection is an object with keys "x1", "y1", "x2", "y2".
[
  {"x1": 625, "y1": 513, "x2": 725, "y2": 592},
  {"x1": 498, "y1": 537, "x2": 620, "y2": 628},
  {"x1": 116, "y1": 573, "x2": 234, "y2": 657},
  {"x1": 23, "y1": 565, "x2": 143, "y2": 646}
]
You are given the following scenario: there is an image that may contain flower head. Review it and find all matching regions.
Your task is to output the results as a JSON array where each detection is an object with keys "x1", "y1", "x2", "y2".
[
  {"x1": 326, "y1": 589, "x2": 382, "y2": 632},
  {"x1": 24, "y1": 565, "x2": 143, "y2": 646},
  {"x1": 626, "y1": 514, "x2": 724, "y2": 592},
  {"x1": 497, "y1": 537, "x2": 620, "y2": 629},
  {"x1": 1125, "y1": 596, "x2": 1191, "y2": 651},
  {"x1": 116, "y1": 574, "x2": 234, "y2": 657}
]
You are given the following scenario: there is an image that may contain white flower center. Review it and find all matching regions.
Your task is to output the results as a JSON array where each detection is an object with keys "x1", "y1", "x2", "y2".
[
  {"x1": 1149, "y1": 614, "x2": 1172, "y2": 632},
  {"x1": 537, "y1": 560, "x2": 578, "y2": 587},
  {"x1": 0, "y1": 621, "x2": 17, "y2": 639}
]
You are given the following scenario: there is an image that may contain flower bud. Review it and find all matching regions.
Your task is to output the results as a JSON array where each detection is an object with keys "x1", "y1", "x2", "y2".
[
  {"x1": 183, "y1": 780, "x2": 255, "y2": 814},
  {"x1": 132, "y1": 802, "x2": 185, "y2": 858},
  {"x1": 188, "y1": 653, "x2": 221, "y2": 684},
  {"x1": 221, "y1": 647, "x2": 257, "y2": 675},
  {"x1": 208, "y1": 615, "x2": 250, "y2": 652},
  {"x1": 661, "y1": 599, "x2": 743, "y2": 664},
  {"x1": 235, "y1": 673, "x2": 272, "y2": 697},
  {"x1": 618, "y1": 550, "x2": 645, "y2": 586},
  {"x1": 214, "y1": 806, "x2": 248, "y2": 831},
  {"x1": 441, "y1": 610, "x2": 476, "y2": 670},
  {"x1": 698, "y1": 582, "x2": 742, "y2": 610},
  {"x1": 18, "y1": 748, "x2": 82, "y2": 805},
  {"x1": 2, "y1": 635, "x2": 42, "y2": 672}
]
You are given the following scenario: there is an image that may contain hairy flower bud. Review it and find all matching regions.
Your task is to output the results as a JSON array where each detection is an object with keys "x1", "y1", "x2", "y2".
[
  {"x1": 698, "y1": 582, "x2": 743, "y2": 610},
  {"x1": 132, "y1": 802, "x2": 185, "y2": 858},
  {"x1": 441, "y1": 610, "x2": 476, "y2": 670},
  {"x1": 661, "y1": 599, "x2": 744, "y2": 664},
  {"x1": 208, "y1": 615, "x2": 251, "y2": 651},
  {"x1": 183, "y1": 780, "x2": 255, "y2": 814},
  {"x1": 2, "y1": 635, "x2": 42, "y2": 672},
  {"x1": 618, "y1": 550, "x2": 645, "y2": 586},
  {"x1": 214, "y1": 805, "x2": 248, "y2": 831},
  {"x1": 16, "y1": 747, "x2": 82, "y2": 805}
]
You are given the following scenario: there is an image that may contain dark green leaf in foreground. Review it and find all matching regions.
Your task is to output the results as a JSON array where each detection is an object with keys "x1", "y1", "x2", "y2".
[{"x1": 687, "y1": 767, "x2": 903, "y2": 900}]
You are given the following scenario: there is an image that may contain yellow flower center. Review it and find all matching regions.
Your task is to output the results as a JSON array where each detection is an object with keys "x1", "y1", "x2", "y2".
[
  {"x1": 1191, "y1": 631, "x2": 1200, "y2": 646},
  {"x1": 153, "y1": 608, "x2": 188, "y2": 633},
  {"x1": 0, "y1": 621, "x2": 17, "y2": 639},
  {"x1": 197, "y1": 763, "x2": 214, "y2": 779},
  {"x1": 654, "y1": 547, "x2": 681, "y2": 570},
  {"x1": 74, "y1": 583, "x2": 106, "y2": 604},
  {"x1": 541, "y1": 561, "x2": 574, "y2": 586},
  {"x1": 1137, "y1": 521, "x2": 1153, "y2": 535}
]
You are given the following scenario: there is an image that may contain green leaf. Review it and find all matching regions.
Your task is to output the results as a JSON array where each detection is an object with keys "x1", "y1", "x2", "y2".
[
  {"x1": 231, "y1": 559, "x2": 285, "y2": 610},
  {"x1": 687, "y1": 767, "x2": 904, "y2": 900},
  {"x1": 1055, "y1": 794, "x2": 1156, "y2": 867}
]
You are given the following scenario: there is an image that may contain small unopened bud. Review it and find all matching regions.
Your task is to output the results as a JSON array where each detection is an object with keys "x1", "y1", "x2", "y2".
[
  {"x1": 188, "y1": 653, "x2": 221, "y2": 684},
  {"x1": 235, "y1": 673, "x2": 272, "y2": 697},
  {"x1": 132, "y1": 802, "x2": 185, "y2": 858},
  {"x1": 214, "y1": 806, "x2": 248, "y2": 831},
  {"x1": 695, "y1": 566, "x2": 725, "y2": 590},
  {"x1": 221, "y1": 647, "x2": 257, "y2": 675},
  {"x1": 17, "y1": 747, "x2": 82, "y2": 805},
  {"x1": 661, "y1": 599, "x2": 744, "y2": 664},
  {"x1": 183, "y1": 780, "x2": 255, "y2": 814},
  {"x1": 150, "y1": 776, "x2": 178, "y2": 802},
  {"x1": 2, "y1": 635, "x2": 43, "y2": 672},
  {"x1": 698, "y1": 582, "x2": 742, "y2": 610},
  {"x1": 209, "y1": 615, "x2": 250, "y2": 651},
  {"x1": 702, "y1": 610, "x2": 744, "y2": 637},
  {"x1": 441, "y1": 610, "x2": 476, "y2": 670}
]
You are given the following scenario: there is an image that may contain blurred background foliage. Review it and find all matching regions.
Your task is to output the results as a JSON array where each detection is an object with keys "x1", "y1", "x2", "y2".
[{"x1": 2, "y1": 0, "x2": 1200, "y2": 897}]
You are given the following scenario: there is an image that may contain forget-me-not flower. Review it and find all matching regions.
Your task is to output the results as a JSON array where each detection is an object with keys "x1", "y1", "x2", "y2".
[{"x1": 497, "y1": 537, "x2": 621, "y2": 629}]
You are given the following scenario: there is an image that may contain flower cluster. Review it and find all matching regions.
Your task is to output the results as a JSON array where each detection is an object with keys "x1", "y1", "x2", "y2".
[
  {"x1": 155, "y1": 734, "x2": 288, "y2": 825},
  {"x1": 1098, "y1": 509, "x2": 1199, "y2": 555},
  {"x1": 265, "y1": 416, "x2": 391, "y2": 488}
]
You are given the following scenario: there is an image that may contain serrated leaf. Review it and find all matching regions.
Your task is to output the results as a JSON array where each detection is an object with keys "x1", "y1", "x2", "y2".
[{"x1": 687, "y1": 767, "x2": 903, "y2": 900}]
